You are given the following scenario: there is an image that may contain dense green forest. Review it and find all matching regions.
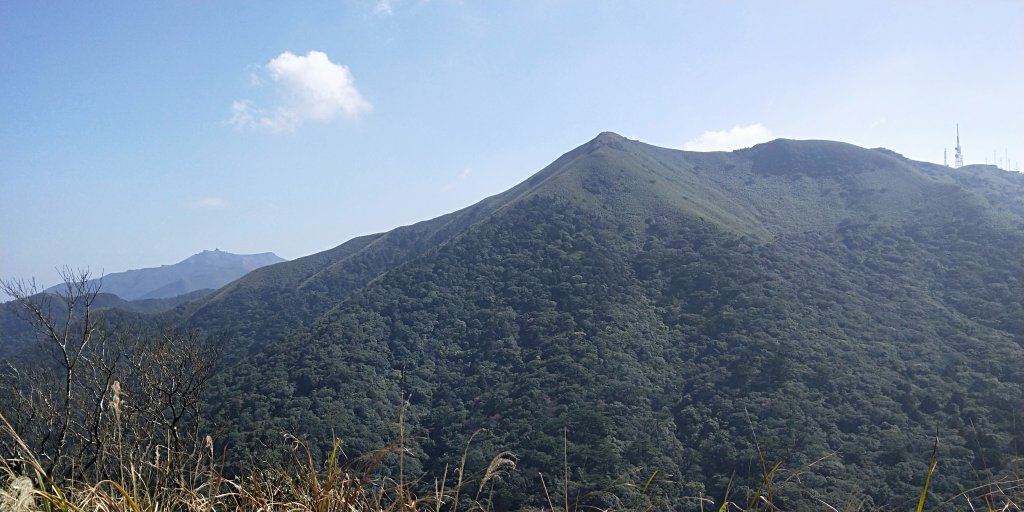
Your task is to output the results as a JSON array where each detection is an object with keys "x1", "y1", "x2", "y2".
[{"x1": 4, "y1": 133, "x2": 1023, "y2": 510}]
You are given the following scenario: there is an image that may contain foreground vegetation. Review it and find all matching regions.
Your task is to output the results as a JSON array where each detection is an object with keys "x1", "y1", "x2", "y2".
[
  {"x1": 4, "y1": 408, "x2": 1024, "y2": 512},
  {"x1": 0, "y1": 406, "x2": 524, "y2": 512}
]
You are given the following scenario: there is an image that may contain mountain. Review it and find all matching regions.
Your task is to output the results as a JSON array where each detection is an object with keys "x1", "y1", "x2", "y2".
[
  {"x1": 185, "y1": 133, "x2": 1024, "y2": 509},
  {"x1": 47, "y1": 249, "x2": 286, "y2": 301},
  {"x1": 75, "y1": 134, "x2": 1024, "y2": 508}
]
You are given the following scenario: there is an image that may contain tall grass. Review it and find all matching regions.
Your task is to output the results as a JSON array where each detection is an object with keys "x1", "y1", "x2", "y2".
[
  {"x1": 4, "y1": 406, "x2": 1024, "y2": 511},
  {"x1": 0, "y1": 406, "x2": 522, "y2": 512}
]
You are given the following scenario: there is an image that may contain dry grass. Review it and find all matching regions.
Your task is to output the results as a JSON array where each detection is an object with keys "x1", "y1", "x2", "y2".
[
  {"x1": 0, "y1": 406, "x2": 524, "y2": 512},
  {"x1": 4, "y1": 406, "x2": 1024, "y2": 512}
]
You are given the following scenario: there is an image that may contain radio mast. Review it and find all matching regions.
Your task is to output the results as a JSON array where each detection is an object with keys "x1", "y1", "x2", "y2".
[{"x1": 954, "y1": 124, "x2": 964, "y2": 168}]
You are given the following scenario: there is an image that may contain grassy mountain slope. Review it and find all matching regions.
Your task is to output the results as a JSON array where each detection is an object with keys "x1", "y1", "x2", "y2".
[
  {"x1": 176, "y1": 133, "x2": 725, "y2": 358},
  {"x1": 197, "y1": 134, "x2": 1023, "y2": 509}
]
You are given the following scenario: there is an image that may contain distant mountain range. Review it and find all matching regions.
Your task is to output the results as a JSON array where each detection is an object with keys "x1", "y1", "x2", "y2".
[
  {"x1": 45, "y1": 249, "x2": 286, "y2": 300},
  {"x1": 3, "y1": 250, "x2": 284, "y2": 358}
]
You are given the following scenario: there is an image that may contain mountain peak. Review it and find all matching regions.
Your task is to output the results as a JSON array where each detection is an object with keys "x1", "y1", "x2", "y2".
[
  {"x1": 182, "y1": 249, "x2": 283, "y2": 264},
  {"x1": 45, "y1": 250, "x2": 286, "y2": 300},
  {"x1": 589, "y1": 131, "x2": 629, "y2": 147},
  {"x1": 594, "y1": 131, "x2": 625, "y2": 141}
]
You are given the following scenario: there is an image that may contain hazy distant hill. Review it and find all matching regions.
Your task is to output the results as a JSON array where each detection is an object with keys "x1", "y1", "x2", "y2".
[
  {"x1": 47, "y1": 249, "x2": 286, "y2": 301},
  {"x1": 3, "y1": 249, "x2": 281, "y2": 358}
]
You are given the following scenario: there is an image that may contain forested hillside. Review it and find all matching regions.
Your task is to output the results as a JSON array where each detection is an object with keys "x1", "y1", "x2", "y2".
[
  {"x1": 184, "y1": 133, "x2": 1024, "y2": 510},
  {"x1": 0, "y1": 288, "x2": 211, "y2": 359}
]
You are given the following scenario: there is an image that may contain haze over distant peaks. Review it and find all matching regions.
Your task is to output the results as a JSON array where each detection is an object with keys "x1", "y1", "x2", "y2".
[{"x1": 47, "y1": 249, "x2": 286, "y2": 300}]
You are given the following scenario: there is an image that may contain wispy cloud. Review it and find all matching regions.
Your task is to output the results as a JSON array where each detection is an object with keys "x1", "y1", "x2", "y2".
[
  {"x1": 229, "y1": 101, "x2": 299, "y2": 132},
  {"x1": 374, "y1": 0, "x2": 394, "y2": 16},
  {"x1": 443, "y1": 167, "x2": 472, "y2": 190},
  {"x1": 230, "y1": 51, "x2": 371, "y2": 132},
  {"x1": 373, "y1": 0, "x2": 428, "y2": 16},
  {"x1": 684, "y1": 123, "x2": 773, "y2": 151},
  {"x1": 187, "y1": 197, "x2": 229, "y2": 209}
]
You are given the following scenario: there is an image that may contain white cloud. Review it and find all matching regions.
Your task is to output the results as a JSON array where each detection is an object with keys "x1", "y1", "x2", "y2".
[
  {"x1": 230, "y1": 51, "x2": 371, "y2": 132},
  {"x1": 267, "y1": 51, "x2": 372, "y2": 120},
  {"x1": 684, "y1": 123, "x2": 774, "y2": 152},
  {"x1": 187, "y1": 197, "x2": 229, "y2": 209}
]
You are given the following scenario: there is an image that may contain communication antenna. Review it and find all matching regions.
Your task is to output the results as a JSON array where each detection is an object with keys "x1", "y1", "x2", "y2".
[
  {"x1": 954, "y1": 124, "x2": 964, "y2": 168},
  {"x1": 944, "y1": 148, "x2": 947, "y2": 167}
]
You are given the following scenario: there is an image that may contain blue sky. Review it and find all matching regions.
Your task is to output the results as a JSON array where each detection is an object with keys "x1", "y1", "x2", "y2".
[{"x1": 2, "y1": 1, "x2": 1022, "y2": 294}]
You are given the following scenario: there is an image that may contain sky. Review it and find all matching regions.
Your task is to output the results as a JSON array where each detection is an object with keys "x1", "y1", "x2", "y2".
[{"x1": 2, "y1": 1, "x2": 1023, "y2": 295}]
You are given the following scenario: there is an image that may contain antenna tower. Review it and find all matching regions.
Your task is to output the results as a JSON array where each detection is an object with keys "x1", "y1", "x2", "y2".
[{"x1": 954, "y1": 124, "x2": 964, "y2": 168}]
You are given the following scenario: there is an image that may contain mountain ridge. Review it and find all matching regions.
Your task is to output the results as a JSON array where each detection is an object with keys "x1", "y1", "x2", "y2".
[{"x1": 174, "y1": 133, "x2": 1024, "y2": 365}]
